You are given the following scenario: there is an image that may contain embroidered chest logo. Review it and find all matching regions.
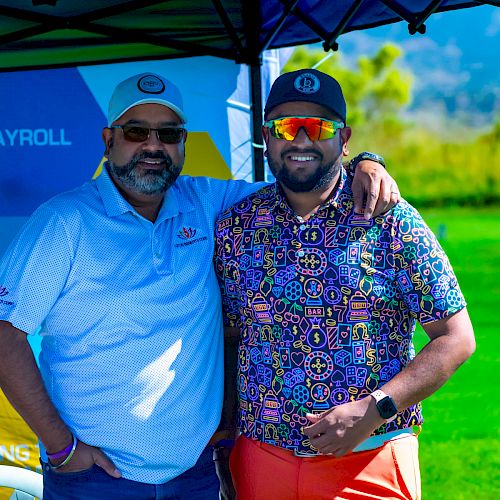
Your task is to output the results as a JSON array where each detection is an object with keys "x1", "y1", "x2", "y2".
[
  {"x1": 178, "y1": 226, "x2": 197, "y2": 240},
  {"x1": 0, "y1": 285, "x2": 13, "y2": 305},
  {"x1": 175, "y1": 226, "x2": 207, "y2": 247}
]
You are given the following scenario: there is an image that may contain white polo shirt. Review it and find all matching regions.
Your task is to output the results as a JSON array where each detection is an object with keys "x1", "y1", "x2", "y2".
[{"x1": 0, "y1": 167, "x2": 259, "y2": 483}]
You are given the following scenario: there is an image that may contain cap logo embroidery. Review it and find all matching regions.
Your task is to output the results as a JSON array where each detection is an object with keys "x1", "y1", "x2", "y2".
[
  {"x1": 294, "y1": 73, "x2": 320, "y2": 94},
  {"x1": 137, "y1": 75, "x2": 165, "y2": 94}
]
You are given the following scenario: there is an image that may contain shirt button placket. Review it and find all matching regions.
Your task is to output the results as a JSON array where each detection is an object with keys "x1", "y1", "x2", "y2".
[{"x1": 152, "y1": 228, "x2": 161, "y2": 264}]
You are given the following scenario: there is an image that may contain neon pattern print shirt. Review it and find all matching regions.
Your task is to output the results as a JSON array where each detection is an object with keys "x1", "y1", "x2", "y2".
[{"x1": 214, "y1": 168, "x2": 466, "y2": 455}]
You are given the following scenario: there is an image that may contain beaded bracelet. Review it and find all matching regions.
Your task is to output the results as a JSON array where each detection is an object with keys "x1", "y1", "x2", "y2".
[{"x1": 48, "y1": 434, "x2": 78, "y2": 470}]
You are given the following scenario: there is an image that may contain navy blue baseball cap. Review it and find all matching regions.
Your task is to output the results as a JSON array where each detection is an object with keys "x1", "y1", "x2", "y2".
[{"x1": 264, "y1": 68, "x2": 346, "y2": 123}]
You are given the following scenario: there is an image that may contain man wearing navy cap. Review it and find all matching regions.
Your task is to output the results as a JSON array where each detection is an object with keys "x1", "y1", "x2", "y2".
[
  {"x1": 0, "y1": 71, "x2": 398, "y2": 498},
  {"x1": 215, "y1": 69, "x2": 475, "y2": 499}
]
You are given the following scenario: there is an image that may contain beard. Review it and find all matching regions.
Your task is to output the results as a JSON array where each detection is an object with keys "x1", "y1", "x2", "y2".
[
  {"x1": 108, "y1": 151, "x2": 182, "y2": 195},
  {"x1": 268, "y1": 147, "x2": 342, "y2": 193}
]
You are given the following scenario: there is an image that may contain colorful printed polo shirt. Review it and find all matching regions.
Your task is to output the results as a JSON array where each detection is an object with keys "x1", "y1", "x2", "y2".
[{"x1": 214, "y1": 168, "x2": 466, "y2": 455}]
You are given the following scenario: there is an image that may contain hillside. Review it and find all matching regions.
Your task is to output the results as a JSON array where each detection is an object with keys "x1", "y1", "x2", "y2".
[{"x1": 337, "y1": 4, "x2": 499, "y2": 125}]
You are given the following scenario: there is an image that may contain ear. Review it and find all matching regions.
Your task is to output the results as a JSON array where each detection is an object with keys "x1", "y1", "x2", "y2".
[
  {"x1": 341, "y1": 126, "x2": 351, "y2": 156},
  {"x1": 262, "y1": 125, "x2": 270, "y2": 146},
  {"x1": 102, "y1": 128, "x2": 113, "y2": 156}
]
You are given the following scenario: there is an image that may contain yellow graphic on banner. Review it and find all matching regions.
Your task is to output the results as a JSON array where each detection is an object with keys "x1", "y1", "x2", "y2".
[
  {"x1": 0, "y1": 388, "x2": 41, "y2": 499},
  {"x1": 0, "y1": 390, "x2": 40, "y2": 471}
]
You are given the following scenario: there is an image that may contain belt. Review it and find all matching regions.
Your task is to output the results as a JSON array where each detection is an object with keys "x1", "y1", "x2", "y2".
[{"x1": 293, "y1": 427, "x2": 416, "y2": 457}]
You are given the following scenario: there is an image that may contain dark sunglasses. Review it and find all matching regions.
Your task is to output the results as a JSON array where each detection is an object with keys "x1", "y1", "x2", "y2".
[
  {"x1": 263, "y1": 116, "x2": 344, "y2": 141},
  {"x1": 110, "y1": 124, "x2": 186, "y2": 144}
]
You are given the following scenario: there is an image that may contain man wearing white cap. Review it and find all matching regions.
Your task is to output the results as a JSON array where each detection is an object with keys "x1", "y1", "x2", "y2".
[{"x1": 0, "y1": 72, "x2": 398, "y2": 498}]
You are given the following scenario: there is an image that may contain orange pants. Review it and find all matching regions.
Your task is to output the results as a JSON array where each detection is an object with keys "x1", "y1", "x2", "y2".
[{"x1": 230, "y1": 435, "x2": 421, "y2": 500}]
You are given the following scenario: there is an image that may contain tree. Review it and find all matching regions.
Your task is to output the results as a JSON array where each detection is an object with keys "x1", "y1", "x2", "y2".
[
  {"x1": 283, "y1": 44, "x2": 413, "y2": 129},
  {"x1": 282, "y1": 44, "x2": 500, "y2": 206}
]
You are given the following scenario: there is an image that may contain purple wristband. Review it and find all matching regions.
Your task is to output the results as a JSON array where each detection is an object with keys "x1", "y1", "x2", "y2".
[{"x1": 46, "y1": 436, "x2": 74, "y2": 461}]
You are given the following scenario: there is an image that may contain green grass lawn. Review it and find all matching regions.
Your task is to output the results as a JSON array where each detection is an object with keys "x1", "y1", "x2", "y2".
[{"x1": 413, "y1": 206, "x2": 500, "y2": 499}]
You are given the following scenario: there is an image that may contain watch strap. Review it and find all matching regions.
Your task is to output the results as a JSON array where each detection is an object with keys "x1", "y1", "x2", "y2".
[
  {"x1": 371, "y1": 389, "x2": 388, "y2": 403},
  {"x1": 370, "y1": 389, "x2": 398, "y2": 423},
  {"x1": 348, "y1": 151, "x2": 386, "y2": 173}
]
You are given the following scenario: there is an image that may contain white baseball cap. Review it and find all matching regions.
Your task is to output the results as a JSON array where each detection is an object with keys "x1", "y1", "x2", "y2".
[{"x1": 107, "y1": 72, "x2": 187, "y2": 126}]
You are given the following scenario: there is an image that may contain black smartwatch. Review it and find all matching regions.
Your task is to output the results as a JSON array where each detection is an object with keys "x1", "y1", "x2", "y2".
[
  {"x1": 348, "y1": 151, "x2": 386, "y2": 174},
  {"x1": 371, "y1": 389, "x2": 398, "y2": 422}
]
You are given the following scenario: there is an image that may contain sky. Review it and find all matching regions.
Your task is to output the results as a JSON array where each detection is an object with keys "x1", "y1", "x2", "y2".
[{"x1": 328, "y1": 4, "x2": 499, "y2": 125}]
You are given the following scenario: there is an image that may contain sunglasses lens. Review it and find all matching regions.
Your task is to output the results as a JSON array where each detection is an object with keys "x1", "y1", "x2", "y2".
[
  {"x1": 270, "y1": 118, "x2": 338, "y2": 141},
  {"x1": 122, "y1": 126, "x2": 150, "y2": 142},
  {"x1": 316, "y1": 120, "x2": 335, "y2": 140},
  {"x1": 272, "y1": 118, "x2": 298, "y2": 140},
  {"x1": 158, "y1": 128, "x2": 185, "y2": 144},
  {"x1": 120, "y1": 126, "x2": 184, "y2": 144}
]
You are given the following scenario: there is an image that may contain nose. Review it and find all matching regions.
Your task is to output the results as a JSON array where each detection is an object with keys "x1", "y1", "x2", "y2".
[
  {"x1": 292, "y1": 127, "x2": 313, "y2": 145},
  {"x1": 142, "y1": 129, "x2": 163, "y2": 150}
]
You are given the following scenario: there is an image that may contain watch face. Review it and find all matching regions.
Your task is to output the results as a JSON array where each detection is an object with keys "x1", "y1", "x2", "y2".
[
  {"x1": 378, "y1": 397, "x2": 398, "y2": 419},
  {"x1": 362, "y1": 153, "x2": 385, "y2": 166}
]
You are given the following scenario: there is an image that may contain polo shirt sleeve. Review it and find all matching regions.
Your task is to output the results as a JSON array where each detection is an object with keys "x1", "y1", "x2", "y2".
[
  {"x1": 0, "y1": 204, "x2": 72, "y2": 335},
  {"x1": 205, "y1": 178, "x2": 267, "y2": 215},
  {"x1": 391, "y1": 202, "x2": 466, "y2": 324},
  {"x1": 214, "y1": 210, "x2": 241, "y2": 328}
]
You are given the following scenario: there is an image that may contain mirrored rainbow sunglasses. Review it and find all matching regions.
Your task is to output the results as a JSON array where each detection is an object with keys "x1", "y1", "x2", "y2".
[{"x1": 263, "y1": 116, "x2": 345, "y2": 141}]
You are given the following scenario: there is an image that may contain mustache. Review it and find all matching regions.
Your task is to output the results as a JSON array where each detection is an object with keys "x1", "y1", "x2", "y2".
[
  {"x1": 280, "y1": 147, "x2": 323, "y2": 161},
  {"x1": 131, "y1": 151, "x2": 172, "y2": 168}
]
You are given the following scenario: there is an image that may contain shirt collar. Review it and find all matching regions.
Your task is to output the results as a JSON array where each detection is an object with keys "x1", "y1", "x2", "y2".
[
  {"x1": 96, "y1": 164, "x2": 194, "y2": 221},
  {"x1": 268, "y1": 166, "x2": 351, "y2": 218},
  {"x1": 96, "y1": 164, "x2": 134, "y2": 217}
]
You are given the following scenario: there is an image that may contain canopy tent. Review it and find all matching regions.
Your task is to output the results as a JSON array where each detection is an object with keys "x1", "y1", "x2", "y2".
[
  {"x1": 0, "y1": 0, "x2": 498, "y2": 179},
  {"x1": 0, "y1": 1, "x2": 497, "y2": 68}
]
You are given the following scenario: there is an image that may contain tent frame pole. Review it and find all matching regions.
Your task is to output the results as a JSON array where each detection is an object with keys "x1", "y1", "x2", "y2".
[
  {"x1": 241, "y1": 0, "x2": 265, "y2": 182},
  {"x1": 250, "y1": 61, "x2": 265, "y2": 182}
]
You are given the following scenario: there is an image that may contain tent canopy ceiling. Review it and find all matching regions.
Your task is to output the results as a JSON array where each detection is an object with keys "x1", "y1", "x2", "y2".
[{"x1": 0, "y1": 0, "x2": 497, "y2": 72}]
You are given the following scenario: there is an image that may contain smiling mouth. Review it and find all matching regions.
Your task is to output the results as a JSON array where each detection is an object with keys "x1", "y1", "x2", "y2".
[
  {"x1": 282, "y1": 148, "x2": 321, "y2": 163},
  {"x1": 140, "y1": 158, "x2": 164, "y2": 164},
  {"x1": 289, "y1": 155, "x2": 316, "y2": 162},
  {"x1": 136, "y1": 158, "x2": 167, "y2": 169}
]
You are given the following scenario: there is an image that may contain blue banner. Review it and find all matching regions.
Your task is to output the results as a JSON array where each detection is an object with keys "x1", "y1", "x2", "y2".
[{"x1": 0, "y1": 68, "x2": 105, "y2": 216}]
